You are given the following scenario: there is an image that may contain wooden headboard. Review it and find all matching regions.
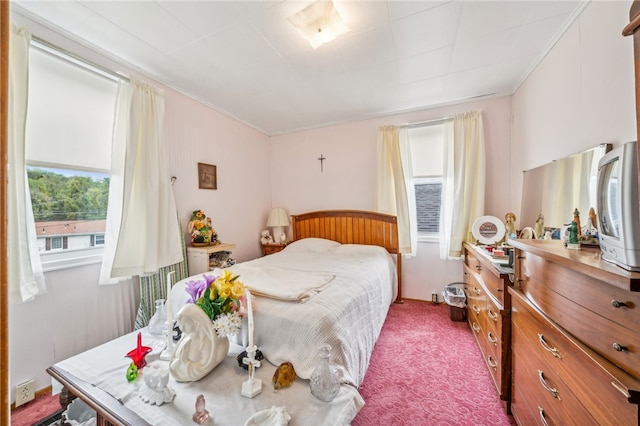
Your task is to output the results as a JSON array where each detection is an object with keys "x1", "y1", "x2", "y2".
[{"x1": 291, "y1": 210, "x2": 402, "y2": 302}]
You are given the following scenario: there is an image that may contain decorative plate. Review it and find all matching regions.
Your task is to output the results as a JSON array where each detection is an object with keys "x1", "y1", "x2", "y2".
[{"x1": 472, "y1": 216, "x2": 506, "y2": 245}]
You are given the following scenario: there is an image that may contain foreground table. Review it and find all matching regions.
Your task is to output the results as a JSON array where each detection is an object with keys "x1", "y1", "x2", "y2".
[{"x1": 49, "y1": 328, "x2": 364, "y2": 426}]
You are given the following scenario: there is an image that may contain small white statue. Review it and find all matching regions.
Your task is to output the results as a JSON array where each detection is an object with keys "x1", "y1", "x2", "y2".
[
  {"x1": 139, "y1": 365, "x2": 175, "y2": 406},
  {"x1": 260, "y1": 230, "x2": 274, "y2": 245}
]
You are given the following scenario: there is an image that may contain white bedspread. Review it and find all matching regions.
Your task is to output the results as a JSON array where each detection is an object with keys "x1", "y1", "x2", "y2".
[{"x1": 171, "y1": 240, "x2": 398, "y2": 388}]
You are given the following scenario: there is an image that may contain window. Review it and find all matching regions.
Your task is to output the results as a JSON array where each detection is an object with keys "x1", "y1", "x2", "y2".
[
  {"x1": 408, "y1": 123, "x2": 446, "y2": 241},
  {"x1": 26, "y1": 42, "x2": 119, "y2": 271},
  {"x1": 91, "y1": 234, "x2": 106, "y2": 246},
  {"x1": 50, "y1": 237, "x2": 63, "y2": 250}
]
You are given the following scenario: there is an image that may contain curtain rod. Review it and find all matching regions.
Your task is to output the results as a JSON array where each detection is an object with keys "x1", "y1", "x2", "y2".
[
  {"x1": 401, "y1": 116, "x2": 453, "y2": 129},
  {"x1": 31, "y1": 35, "x2": 129, "y2": 83}
]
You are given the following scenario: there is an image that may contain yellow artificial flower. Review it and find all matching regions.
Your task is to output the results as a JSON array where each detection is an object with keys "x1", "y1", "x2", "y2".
[{"x1": 230, "y1": 279, "x2": 245, "y2": 299}]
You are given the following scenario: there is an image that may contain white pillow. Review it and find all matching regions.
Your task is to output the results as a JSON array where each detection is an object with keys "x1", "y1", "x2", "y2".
[
  {"x1": 284, "y1": 237, "x2": 341, "y2": 253},
  {"x1": 333, "y1": 243, "x2": 387, "y2": 257}
]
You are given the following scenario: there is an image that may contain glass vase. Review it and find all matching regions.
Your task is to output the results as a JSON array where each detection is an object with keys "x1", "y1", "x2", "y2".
[
  {"x1": 310, "y1": 344, "x2": 340, "y2": 402},
  {"x1": 148, "y1": 299, "x2": 167, "y2": 335}
]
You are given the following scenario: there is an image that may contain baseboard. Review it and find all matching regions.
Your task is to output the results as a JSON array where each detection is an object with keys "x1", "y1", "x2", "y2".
[{"x1": 10, "y1": 384, "x2": 53, "y2": 411}]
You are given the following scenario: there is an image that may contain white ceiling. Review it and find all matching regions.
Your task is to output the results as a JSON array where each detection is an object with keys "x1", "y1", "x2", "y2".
[{"x1": 11, "y1": 1, "x2": 588, "y2": 136}]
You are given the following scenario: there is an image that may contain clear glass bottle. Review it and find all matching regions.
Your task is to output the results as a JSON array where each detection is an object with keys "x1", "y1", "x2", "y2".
[
  {"x1": 148, "y1": 299, "x2": 167, "y2": 335},
  {"x1": 310, "y1": 344, "x2": 340, "y2": 402}
]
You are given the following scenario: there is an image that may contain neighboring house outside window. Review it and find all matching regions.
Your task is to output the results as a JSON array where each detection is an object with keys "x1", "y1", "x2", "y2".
[{"x1": 408, "y1": 123, "x2": 445, "y2": 242}]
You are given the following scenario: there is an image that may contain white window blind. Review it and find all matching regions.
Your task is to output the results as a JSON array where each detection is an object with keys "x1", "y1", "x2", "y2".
[{"x1": 25, "y1": 47, "x2": 118, "y2": 172}]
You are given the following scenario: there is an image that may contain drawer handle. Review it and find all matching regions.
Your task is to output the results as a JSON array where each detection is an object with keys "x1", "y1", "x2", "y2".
[
  {"x1": 487, "y1": 355, "x2": 498, "y2": 370},
  {"x1": 472, "y1": 322, "x2": 481, "y2": 333},
  {"x1": 538, "y1": 370, "x2": 561, "y2": 400},
  {"x1": 472, "y1": 305, "x2": 480, "y2": 315},
  {"x1": 496, "y1": 287, "x2": 503, "y2": 292},
  {"x1": 611, "y1": 299, "x2": 628, "y2": 308},
  {"x1": 475, "y1": 265, "x2": 482, "y2": 271},
  {"x1": 613, "y1": 342, "x2": 628, "y2": 352},
  {"x1": 473, "y1": 287, "x2": 481, "y2": 296},
  {"x1": 537, "y1": 334, "x2": 562, "y2": 359},
  {"x1": 487, "y1": 332, "x2": 498, "y2": 346},
  {"x1": 488, "y1": 309, "x2": 498, "y2": 322},
  {"x1": 538, "y1": 407, "x2": 551, "y2": 426}
]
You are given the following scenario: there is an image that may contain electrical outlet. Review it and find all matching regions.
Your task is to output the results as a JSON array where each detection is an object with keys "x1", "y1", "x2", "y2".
[
  {"x1": 15, "y1": 380, "x2": 35, "y2": 407},
  {"x1": 431, "y1": 292, "x2": 438, "y2": 304}
]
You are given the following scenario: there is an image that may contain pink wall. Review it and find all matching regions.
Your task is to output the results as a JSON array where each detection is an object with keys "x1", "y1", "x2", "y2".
[
  {"x1": 270, "y1": 96, "x2": 513, "y2": 301},
  {"x1": 511, "y1": 0, "x2": 636, "y2": 223}
]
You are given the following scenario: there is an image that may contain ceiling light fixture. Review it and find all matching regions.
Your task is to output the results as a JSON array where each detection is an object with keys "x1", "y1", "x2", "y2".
[{"x1": 288, "y1": 0, "x2": 349, "y2": 49}]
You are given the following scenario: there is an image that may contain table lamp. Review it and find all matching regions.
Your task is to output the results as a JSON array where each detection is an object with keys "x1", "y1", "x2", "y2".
[{"x1": 267, "y1": 207, "x2": 290, "y2": 243}]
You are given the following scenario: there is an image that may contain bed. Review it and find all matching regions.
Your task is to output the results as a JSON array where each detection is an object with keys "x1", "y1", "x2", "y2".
[{"x1": 48, "y1": 210, "x2": 401, "y2": 426}]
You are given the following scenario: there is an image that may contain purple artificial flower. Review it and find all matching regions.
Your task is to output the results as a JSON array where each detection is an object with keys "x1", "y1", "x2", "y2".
[{"x1": 185, "y1": 278, "x2": 208, "y2": 304}]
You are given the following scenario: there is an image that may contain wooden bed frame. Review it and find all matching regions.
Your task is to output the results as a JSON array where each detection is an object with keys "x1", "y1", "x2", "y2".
[{"x1": 291, "y1": 210, "x2": 402, "y2": 302}]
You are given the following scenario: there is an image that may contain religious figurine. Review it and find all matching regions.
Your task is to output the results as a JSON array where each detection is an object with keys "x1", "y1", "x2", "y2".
[
  {"x1": 504, "y1": 212, "x2": 517, "y2": 241},
  {"x1": 534, "y1": 213, "x2": 544, "y2": 240},
  {"x1": 192, "y1": 394, "x2": 210, "y2": 424},
  {"x1": 169, "y1": 304, "x2": 229, "y2": 382}
]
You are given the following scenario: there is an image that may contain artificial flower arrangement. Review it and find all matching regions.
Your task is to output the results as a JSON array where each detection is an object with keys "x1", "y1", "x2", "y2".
[
  {"x1": 188, "y1": 209, "x2": 218, "y2": 245},
  {"x1": 185, "y1": 270, "x2": 246, "y2": 337}
]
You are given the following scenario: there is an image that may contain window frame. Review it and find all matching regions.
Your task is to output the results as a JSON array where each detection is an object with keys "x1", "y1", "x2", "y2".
[{"x1": 25, "y1": 40, "x2": 119, "y2": 272}]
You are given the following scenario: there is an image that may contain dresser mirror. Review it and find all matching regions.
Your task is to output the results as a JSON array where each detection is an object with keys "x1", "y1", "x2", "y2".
[{"x1": 520, "y1": 143, "x2": 611, "y2": 231}]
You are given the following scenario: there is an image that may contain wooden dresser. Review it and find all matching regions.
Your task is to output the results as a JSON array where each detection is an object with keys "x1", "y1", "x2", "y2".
[
  {"x1": 463, "y1": 242, "x2": 512, "y2": 410},
  {"x1": 509, "y1": 239, "x2": 640, "y2": 425}
]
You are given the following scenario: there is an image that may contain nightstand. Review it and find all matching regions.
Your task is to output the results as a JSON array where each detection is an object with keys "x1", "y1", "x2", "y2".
[
  {"x1": 186, "y1": 243, "x2": 236, "y2": 276},
  {"x1": 261, "y1": 243, "x2": 287, "y2": 256}
]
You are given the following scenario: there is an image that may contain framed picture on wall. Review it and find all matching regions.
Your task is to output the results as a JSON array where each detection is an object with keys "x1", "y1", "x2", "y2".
[{"x1": 198, "y1": 162, "x2": 217, "y2": 190}]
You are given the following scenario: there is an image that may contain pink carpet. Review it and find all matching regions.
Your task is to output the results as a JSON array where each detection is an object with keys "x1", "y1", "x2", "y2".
[
  {"x1": 352, "y1": 300, "x2": 515, "y2": 425},
  {"x1": 11, "y1": 391, "x2": 61, "y2": 426}
]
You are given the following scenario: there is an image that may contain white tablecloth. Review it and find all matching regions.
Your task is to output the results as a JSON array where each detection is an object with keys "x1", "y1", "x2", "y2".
[{"x1": 55, "y1": 329, "x2": 364, "y2": 425}]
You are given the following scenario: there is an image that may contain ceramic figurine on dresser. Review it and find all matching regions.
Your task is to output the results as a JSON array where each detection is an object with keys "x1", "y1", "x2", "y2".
[{"x1": 504, "y1": 212, "x2": 517, "y2": 241}]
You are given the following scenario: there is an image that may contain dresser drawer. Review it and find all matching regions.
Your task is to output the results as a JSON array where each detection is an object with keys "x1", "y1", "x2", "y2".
[
  {"x1": 466, "y1": 248, "x2": 507, "y2": 306},
  {"x1": 520, "y1": 272, "x2": 640, "y2": 379},
  {"x1": 512, "y1": 325, "x2": 597, "y2": 426},
  {"x1": 512, "y1": 289, "x2": 639, "y2": 425},
  {"x1": 521, "y1": 252, "x2": 640, "y2": 333}
]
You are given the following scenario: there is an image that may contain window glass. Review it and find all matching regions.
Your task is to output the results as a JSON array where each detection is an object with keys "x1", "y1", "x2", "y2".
[{"x1": 408, "y1": 123, "x2": 446, "y2": 239}]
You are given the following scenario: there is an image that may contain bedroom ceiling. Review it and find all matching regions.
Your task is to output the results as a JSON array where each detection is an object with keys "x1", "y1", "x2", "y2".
[{"x1": 10, "y1": 1, "x2": 588, "y2": 136}]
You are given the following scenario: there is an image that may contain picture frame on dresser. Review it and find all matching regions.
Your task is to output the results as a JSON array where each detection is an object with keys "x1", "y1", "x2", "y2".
[{"x1": 198, "y1": 162, "x2": 217, "y2": 190}]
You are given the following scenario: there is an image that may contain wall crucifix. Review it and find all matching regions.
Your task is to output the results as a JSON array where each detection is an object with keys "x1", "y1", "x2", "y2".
[{"x1": 317, "y1": 154, "x2": 326, "y2": 172}]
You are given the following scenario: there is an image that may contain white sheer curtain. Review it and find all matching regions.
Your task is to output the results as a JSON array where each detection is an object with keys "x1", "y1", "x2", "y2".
[
  {"x1": 8, "y1": 25, "x2": 46, "y2": 303},
  {"x1": 100, "y1": 77, "x2": 183, "y2": 283},
  {"x1": 375, "y1": 125, "x2": 417, "y2": 255},
  {"x1": 439, "y1": 111, "x2": 486, "y2": 260}
]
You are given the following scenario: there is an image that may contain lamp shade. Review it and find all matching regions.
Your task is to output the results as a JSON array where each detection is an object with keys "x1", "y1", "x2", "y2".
[
  {"x1": 266, "y1": 208, "x2": 290, "y2": 227},
  {"x1": 288, "y1": 0, "x2": 349, "y2": 49}
]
